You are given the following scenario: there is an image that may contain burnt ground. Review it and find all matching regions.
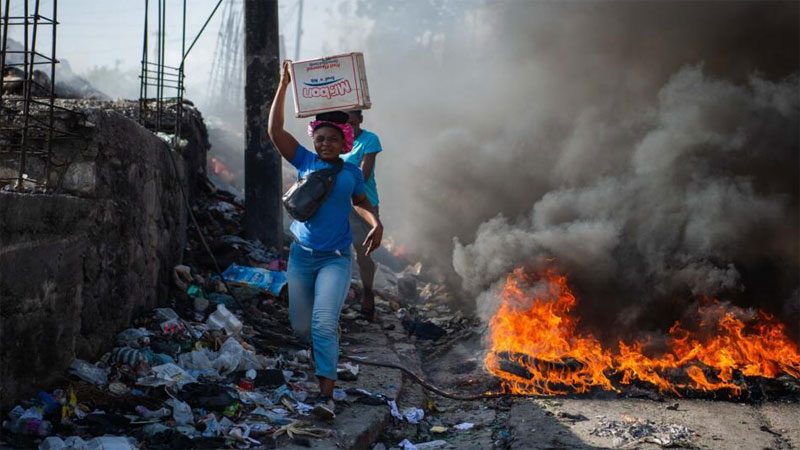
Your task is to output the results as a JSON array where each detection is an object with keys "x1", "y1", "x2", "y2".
[{"x1": 380, "y1": 325, "x2": 800, "y2": 450}]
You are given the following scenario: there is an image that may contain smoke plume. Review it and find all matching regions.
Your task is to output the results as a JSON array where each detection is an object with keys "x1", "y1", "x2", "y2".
[{"x1": 352, "y1": 1, "x2": 799, "y2": 338}]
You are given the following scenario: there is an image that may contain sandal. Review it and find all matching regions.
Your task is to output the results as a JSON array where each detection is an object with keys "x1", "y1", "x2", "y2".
[{"x1": 359, "y1": 304, "x2": 375, "y2": 322}]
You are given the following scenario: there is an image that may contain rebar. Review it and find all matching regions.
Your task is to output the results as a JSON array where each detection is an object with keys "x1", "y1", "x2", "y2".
[
  {"x1": 0, "y1": 0, "x2": 11, "y2": 108},
  {"x1": 0, "y1": 0, "x2": 74, "y2": 192},
  {"x1": 138, "y1": 0, "x2": 220, "y2": 139}
]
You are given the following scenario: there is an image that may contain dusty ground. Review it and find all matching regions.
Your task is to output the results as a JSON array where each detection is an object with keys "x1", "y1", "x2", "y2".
[{"x1": 491, "y1": 397, "x2": 798, "y2": 450}]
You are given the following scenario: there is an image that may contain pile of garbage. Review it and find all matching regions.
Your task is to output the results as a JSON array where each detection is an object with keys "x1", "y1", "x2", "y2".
[
  {"x1": 1, "y1": 257, "x2": 458, "y2": 449},
  {"x1": 1, "y1": 255, "x2": 355, "y2": 449},
  {"x1": 1, "y1": 168, "x2": 480, "y2": 449},
  {"x1": 2, "y1": 170, "x2": 344, "y2": 448}
]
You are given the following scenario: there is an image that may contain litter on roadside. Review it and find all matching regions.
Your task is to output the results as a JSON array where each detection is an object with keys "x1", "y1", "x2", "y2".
[{"x1": 221, "y1": 263, "x2": 287, "y2": 296}]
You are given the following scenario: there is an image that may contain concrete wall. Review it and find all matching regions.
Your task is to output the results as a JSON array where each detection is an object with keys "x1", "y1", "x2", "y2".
[{"x1": 0, "y1": 104, "x2": 207, "y2": 407}]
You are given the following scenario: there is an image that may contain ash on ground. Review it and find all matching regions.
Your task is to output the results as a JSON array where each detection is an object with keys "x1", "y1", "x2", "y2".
[{"x1": 590, "y1": 415, "x2": 696, "y2": 449}]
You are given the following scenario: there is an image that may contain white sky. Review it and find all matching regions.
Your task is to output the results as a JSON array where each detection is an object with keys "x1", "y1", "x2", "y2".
[{"x1": 3, "y1": 0, "x2": 363, "y2": 104}]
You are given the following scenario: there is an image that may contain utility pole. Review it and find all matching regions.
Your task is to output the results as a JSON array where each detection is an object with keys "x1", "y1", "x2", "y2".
[
  {"x1": 243, "y1": 0, "x2": 282, "y2": 250},
  {"x1": 294, "y1": 0, "x2": 303, "y2": 60}
]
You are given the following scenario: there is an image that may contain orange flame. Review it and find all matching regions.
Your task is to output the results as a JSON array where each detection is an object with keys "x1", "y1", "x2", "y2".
[
  {"x1": 382, "y1": 236, "x2": 409, "y2": 258},
  {"x1": 484, "y1": 268, "x2": 800, "y2": 396}
]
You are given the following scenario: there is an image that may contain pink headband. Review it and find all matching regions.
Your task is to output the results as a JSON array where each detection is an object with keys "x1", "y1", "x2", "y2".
[{"x1": 307, "y1": 120, "x2": 355, "y2": 153}]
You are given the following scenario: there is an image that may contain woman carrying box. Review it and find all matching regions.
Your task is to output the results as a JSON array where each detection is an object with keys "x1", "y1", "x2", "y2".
[{"x1": 267, "y1": 60, "x2": 383, "y2": 420}]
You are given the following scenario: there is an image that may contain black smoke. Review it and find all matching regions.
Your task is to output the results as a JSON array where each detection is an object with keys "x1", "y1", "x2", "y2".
[{"x1": 354, "y1": 1, "x2": 799, "y2": 340}]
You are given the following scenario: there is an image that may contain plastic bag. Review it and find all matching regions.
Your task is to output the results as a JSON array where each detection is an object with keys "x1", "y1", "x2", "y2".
[
  {"x1": 39, "y1": 436, "x2": 66, "y2": 450},
  {"x1": 173, "y1": 265, "x2": 192, "y2": 291},
  {"x1": 135, "y1": 406, "x2": 171, "y2": 419},
  {"x1": 85, "y1": 436, "x2": 137, "y2": 450},
  {"x1": 403, "y1": 407, "x2": 425, "y2": 424},
  {"x1": 212, "y1": 337, "x2": 244, "y2": 376},
  {"x1": 64, "y1": 437, "x2": 88, "y2": 450},
  {"x1": 221, "y1": 263, "x2": 287, "y2": 296},
  {"x1": 115, "y1": 328, "x2": 151, "y2": 349},
  {"x1": 136, "y1": 363, "x2": 195, "y2": 389},
  {"x1": 69, "y1": 359, "x2": 108, "y2": 385},
  {"x1": 160, "y1": 318, "x2": 186, "y2": 335},
  {"x1": 178, "y1": 349, "x2": 215, "y2": 371},
  {"x1": 165, "y1": 398, "x2": 193, "y2": 425},
  {"x1": 154, "y1": 308, "x2": 179, "y2": 322},
  {"x1": 238, "y1": 349, "x2": 268, "y2": 372},
  {"x1": 200, "y1": 413, "x2": 220, "y2": 437}
]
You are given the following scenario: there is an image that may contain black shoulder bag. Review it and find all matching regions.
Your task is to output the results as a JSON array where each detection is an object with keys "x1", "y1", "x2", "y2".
[{"x1": 282, "y1": 159, "x2": 343, "y2": 222}]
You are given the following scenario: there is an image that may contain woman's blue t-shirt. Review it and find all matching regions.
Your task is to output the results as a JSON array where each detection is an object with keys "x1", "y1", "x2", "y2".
[{"x1": 289, "y1": 144, "x2": 365, "y2": 251}]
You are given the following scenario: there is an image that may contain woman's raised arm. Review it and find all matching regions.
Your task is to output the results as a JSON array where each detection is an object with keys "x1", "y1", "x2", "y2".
[{"x1": 268, "y1": 60, "x2": 300, "y2": 162}]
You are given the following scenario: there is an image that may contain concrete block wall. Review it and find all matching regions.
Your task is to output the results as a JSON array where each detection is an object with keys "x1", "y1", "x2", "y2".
[{"x1": 0, "y1": 104, "x2": 208, "y2": 407}]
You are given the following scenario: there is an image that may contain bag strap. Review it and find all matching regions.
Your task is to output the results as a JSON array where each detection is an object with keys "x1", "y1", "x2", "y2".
[{"x1": 331, "y1": 158, "x2": 344, "y2": 174}]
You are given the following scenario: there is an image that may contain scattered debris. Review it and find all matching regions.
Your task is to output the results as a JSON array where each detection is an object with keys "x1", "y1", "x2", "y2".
[
  {"x1": 337, "y1": 362, "x2": 360, "y2": 381},
  {"x1": 591, "y1": 416, "x2": 696, "y2": 448},
  {"x1": 759, "y1": 425, "x2": 782, "y2": 436},
  {"x1": 398, "y1": 438, "x2": 449, "y2": 450},
  {"x1": 557, "y1": 411, "x2": 589, "y2": 422},
  {"x1": 402, "y1": 407, "x2": 425, "y2": 424}
]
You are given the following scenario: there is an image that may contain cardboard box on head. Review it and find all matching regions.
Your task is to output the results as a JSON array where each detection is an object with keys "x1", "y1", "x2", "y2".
[{"x1": 289, "y1": 52, "x2": 371, "y2": 118}]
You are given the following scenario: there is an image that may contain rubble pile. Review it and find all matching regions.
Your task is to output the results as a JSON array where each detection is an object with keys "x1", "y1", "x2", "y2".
[
  {"x1": 369, "y1": 263, "x2": 479, "y2": 348},
  {"x1": 590, "y1": 415, "x2": 696, "y2": 448}
]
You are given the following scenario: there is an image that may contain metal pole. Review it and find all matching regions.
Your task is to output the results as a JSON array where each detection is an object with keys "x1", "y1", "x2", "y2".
[
  {"x1": 181, "y1": 0, "x2": 223, "y2": 64},
  {"x1": 155, "y1": 0, "x2": 161, "y2": 131},
  {"x1": 0, "y1": 0, "x2": 11, "y2": 109},
  {"x1": 43, "y1": 0, "x2": 57, "y2": 190},
  {"x1": 139, "y1": 0, "x2": 148, "y2": 125},
  {"x1": 177, "y1": 0, "x2": 185, "y2": 139},
  {"x1": 294, "y1": 0, "x2": 303, "y2": 60},
  {"x1": 17, "y1": 0, "x2": 31, "y2": 190},
  {"x1": 157, "y1": 0, "x2": 165, "y2": 132},
  {"x1": 243, "y1": 0, "x2": 282, "y2": 249}
]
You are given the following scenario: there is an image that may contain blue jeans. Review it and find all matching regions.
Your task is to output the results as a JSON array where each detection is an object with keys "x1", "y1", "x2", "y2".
[{"x1": 287, "y1": 241, "x2": 353, "y2": 380}]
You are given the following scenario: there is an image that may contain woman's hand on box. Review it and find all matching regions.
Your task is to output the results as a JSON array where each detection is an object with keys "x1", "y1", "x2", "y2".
[{"x1": 280, "y1": 60, "x2": 292, "y2": 87}]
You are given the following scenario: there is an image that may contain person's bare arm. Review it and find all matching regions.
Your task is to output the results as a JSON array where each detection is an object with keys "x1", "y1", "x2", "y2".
[
  {"x1": 267, "y1": 60, "x2": 300, "y2": 162},
  {"x1": 360, "y1": 153, "x2": 377, "y2": 181},
  {"x1": 352, "y1": 193, "x2": 383, "y2": 254}
]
